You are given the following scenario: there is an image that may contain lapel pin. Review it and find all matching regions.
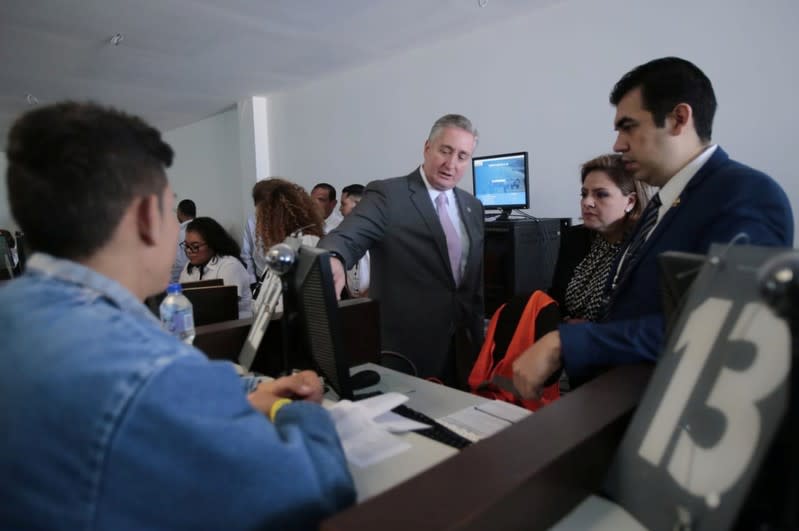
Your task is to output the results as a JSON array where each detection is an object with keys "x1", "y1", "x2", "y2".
[{"x1": 672, "y1": 197, "x2": 681, "y2": 207}]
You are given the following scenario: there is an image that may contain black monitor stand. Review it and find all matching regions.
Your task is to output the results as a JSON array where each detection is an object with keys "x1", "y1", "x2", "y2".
[{"x1": 495, "y1": 208, "x2": 512, "y2": 221}]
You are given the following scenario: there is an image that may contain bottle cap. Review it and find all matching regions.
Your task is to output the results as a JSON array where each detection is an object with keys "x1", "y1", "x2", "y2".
[{"x1": 166, "y1": 283, "x2": 182, "y2": 294}]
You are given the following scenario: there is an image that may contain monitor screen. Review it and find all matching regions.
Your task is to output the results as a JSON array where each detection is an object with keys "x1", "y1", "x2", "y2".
[{"x1": 471, "y1": 151, "x2": 529, "y2": 213}]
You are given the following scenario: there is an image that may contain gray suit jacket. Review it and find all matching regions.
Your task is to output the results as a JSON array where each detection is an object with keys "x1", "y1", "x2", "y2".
[{"x1": 319, "y1": 168, "x2": 485, "y2": 383}]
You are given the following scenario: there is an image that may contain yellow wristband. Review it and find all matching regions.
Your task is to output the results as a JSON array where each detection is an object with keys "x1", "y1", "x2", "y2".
[{"x1": 269, "y1": 398, "x2": 293, "y2": 422}]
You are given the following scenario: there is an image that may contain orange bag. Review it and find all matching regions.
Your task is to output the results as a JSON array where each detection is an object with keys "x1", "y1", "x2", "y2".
[{"x1": 468, "y1": 290, "x2": 561, "y2": 411}]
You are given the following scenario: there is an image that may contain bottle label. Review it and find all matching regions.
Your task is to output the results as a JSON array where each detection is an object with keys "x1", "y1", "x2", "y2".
[
  {"x1": 161, "y1": 307, "x2": 194, "y2": 337},
  {"x1": 181, "y1": 311, "x2": 195, "y2": 333}
]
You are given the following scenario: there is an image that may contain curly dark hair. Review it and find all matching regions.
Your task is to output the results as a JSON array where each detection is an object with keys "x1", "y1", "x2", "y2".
[
  {"x1": 185, "y1": 217, "x2": 245, "y2": 272},
  {"x1": 255, "y1": 178, "x2": 324, "y2": 250},
  {"x1": 6, "y1": 101, "x2": 173, "y2": 259}
]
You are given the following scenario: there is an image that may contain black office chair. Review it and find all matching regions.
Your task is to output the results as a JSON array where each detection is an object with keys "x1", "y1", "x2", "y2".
[
  {"x1": 0, "y1": 231, "x2": 15, "y2": 281},
  {"x1": 378, "y1": 350, "x2": 418, "y2": 377},
  {"x1": 14, "y1": 231, "x2": 27, "y2": 274}
]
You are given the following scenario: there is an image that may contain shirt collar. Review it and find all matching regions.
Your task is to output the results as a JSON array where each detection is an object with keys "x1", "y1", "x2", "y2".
[
  {"x1": 657, "y1": 144, "x2": 717, "y2": 213},
  {"x1": 419, "y1": 165, "x2": 455, "y2": 204},
  {"x1": 26, "y1": 253, "x2": 160, "y2": 324}
]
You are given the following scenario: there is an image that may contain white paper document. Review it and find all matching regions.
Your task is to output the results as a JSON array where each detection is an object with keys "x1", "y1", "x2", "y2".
[
  {"x1": 327, "y1": 392, "x2": 428, "y2": 468},
  {"x1": 438, "y1": 400, "x2": 531, "y2": 441},
  {"x1": 474, "y1": 399, "x2": 531, "y2": 423}
]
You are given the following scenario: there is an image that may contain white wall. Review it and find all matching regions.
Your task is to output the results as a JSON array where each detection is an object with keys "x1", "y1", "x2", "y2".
[
  {"x1": 2, "y1": 0, "x2": 797, "y2": 243},
  {"x1": 266, "y1": 0, "x2": 799, "y2": 242},
  {"x1": 0, "y1": 109, "x2": 247, "y2": 241},
  {"x1": 163, "y1": 107, "x2": 246, "y2": 241}
]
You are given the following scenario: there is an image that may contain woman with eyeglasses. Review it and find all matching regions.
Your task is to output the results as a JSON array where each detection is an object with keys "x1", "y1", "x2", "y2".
[{"x1": 179, "y1": 217, "x2": 253, "y2": 318}]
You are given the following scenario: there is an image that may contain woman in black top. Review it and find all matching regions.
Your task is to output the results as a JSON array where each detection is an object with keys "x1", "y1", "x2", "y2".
[{"x1": 550, "y1": 154, "x2": 653, "y2": 322}]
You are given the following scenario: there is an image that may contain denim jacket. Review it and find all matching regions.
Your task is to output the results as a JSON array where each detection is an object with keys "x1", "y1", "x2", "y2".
[{"x1": 0, "y1": 254, "x2": 354, "y2": 530}]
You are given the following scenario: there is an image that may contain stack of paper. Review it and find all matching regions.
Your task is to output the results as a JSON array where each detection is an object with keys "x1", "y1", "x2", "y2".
[{"x1": 327, "y1": 392, "x2": 429, "y2": 467}]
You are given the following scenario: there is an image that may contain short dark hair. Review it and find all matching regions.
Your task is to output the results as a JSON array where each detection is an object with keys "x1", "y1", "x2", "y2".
[
  {"x1": 341, "y1": 184, "x2": 365, "y2": 199},
  {"x1": 185, "y1": 217, "x2": 245, "y2": 271},
  {"x1": 610, "y1": 57, "x2": 717, "y2": 142},
  {"x1": 177, "y1": 199, "x2": 196, "y2": 218},
  {"x1": 312, "y1": 183, "x2": 336, "y2": 201},
  {"x1": 5, "y1": 101, "x2": 173, "y2": 259}
]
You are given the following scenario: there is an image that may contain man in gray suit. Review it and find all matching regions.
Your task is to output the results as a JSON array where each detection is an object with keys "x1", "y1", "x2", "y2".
[{"x1": 319, "y1": 114, "x2": 485, "y2": 388}]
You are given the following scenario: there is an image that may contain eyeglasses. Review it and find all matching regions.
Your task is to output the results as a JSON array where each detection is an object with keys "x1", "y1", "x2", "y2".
[{"x1": 180, "y1": 241, "x2": 208, "y2": 254}]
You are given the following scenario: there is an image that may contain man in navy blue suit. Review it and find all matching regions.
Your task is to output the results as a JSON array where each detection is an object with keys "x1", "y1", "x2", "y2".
[{"x1": 513, "y1": 57, "x2": 794, "y2": 398}]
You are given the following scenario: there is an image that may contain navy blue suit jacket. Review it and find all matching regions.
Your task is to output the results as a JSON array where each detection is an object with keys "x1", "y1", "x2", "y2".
[{"x1": 560, "y1": 147, "x2": 794, "y2": 384}]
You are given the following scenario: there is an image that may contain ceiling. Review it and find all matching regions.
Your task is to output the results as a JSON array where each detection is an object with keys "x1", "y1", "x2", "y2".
[{"x1": 1, "y1": 0, "x2": 561, "y2": 143}]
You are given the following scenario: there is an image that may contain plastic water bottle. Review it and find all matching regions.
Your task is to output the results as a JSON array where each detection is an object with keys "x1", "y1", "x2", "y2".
[{"x1": 159, "y1": 283, "x2": 196, "y2": 344}]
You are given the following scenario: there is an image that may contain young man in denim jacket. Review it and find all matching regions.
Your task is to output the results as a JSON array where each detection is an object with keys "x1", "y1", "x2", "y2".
[{"x1": 0, "y1": 102, "x2": 355, "y2": 530}]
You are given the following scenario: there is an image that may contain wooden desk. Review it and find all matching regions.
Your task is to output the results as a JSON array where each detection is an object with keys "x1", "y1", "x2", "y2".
[
  {"x1": 321, "y1": 364, "x2": 653, "y2": 531},
  {"x1": 193, "y1": 298, "x2": 381, "y2": 375},
  {"x1": 144, "y1": 279, "x2": 226, "y2": 318}
]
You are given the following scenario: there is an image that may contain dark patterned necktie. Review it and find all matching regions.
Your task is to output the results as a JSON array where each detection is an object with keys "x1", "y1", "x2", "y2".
[
  {"x1": 617, "y1": 192, "x2": 662, "y2": 284},
  {"x1": 600, "y1": 193, "x2": 662, "y2": 320}
]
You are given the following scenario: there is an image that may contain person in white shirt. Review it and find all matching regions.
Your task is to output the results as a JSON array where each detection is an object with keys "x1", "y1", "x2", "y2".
[
  {"x1": 339, "y1": 184, "x2": 370, "y2": 298},
  {"x1": 170, "y1": 199, "x2": 195, "y2": 283},
  {"x1": 179, "y1": 216, "x2": 252, "y2": 318},
  {"x1": 311, "y1": 183, "x2": 343, "y2": 234}
]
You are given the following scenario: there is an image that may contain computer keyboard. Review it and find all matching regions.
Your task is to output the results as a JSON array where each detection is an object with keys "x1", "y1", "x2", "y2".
[
  {"x1": 352, "y1": 391, "x2": 472, "y2": 449},
  {"x1": 391, "y1": 404, "x2": 472, "y2": 450}
]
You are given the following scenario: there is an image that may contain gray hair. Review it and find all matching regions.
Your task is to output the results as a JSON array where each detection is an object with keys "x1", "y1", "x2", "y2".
[{"x1": 428, "y1": 114, "x2": 479, "y2": 146}]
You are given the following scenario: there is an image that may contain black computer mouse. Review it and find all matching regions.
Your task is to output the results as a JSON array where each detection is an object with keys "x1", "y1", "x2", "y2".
[{"x1": 350, "y1": 369, "x2": 381, "y2": 390}]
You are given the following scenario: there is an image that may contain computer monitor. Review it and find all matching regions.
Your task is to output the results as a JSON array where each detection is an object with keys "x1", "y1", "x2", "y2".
[
  {"x1": 279, "y1": 243, "x2": 357, "y2": 399},
  {"x1": 238, "y1": 238, "x2": 377, "y2": 398},
  {"x1": 471, "y1": 151, "x2": 529, "y2": 220}
]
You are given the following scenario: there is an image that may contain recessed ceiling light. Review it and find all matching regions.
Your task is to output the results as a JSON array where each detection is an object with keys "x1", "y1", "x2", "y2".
[{"x1": 25, "y1": 93, "x2": 39, "y2": 105}]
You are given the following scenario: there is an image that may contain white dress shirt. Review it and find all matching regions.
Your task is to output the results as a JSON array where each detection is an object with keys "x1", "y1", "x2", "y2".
[
  {"x1": 324, "y1": 210, "x2": 344, "y2": 234},
  {"x1": 170, "y1": 219, "x2": 192, "y2": 284},
  {"x1": 240, "y1": 215, "x2": 269, "y2": 284}
]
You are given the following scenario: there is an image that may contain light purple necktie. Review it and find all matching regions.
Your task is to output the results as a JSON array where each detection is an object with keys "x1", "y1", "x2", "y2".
[{"x1": 435, "y1": 192, "x2": 462, "y2": 285}]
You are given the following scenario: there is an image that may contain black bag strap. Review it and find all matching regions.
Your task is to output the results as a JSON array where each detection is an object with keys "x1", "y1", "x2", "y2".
[{"x1": 491, "y1": 291, "x2": 561, "y2": 367}]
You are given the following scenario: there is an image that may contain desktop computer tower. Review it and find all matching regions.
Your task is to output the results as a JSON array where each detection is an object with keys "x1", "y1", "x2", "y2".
[{"x1": 483, "y1": 218, "x2": 569, "y2": 315}]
